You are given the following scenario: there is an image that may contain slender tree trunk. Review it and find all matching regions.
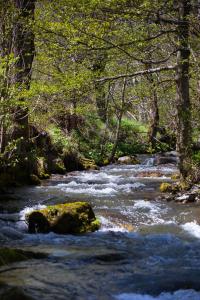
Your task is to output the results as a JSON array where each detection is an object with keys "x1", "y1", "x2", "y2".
[
  {"x1": 92, "y1": 52, "x2": 107, "y2": 122},
  {"x1": 109, "y1": 79, "x2": 127, "y2": 162},
  {"x1": 176, "y1": 0, "x2": 191, "y2": 179},
  {"x1": 147, "y1": 72, "x2": 159, "y2": 149},
  {"x1": 12, "y1": 0, "x2": 36, "y2": 140},
  {"x1": 94, "y1": 81, "x2": 107, "y2": 122}
]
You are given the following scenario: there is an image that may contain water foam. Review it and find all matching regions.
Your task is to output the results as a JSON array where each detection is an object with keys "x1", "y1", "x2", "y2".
[
  {"x1": 73, "y1": 171, "x2": 122, "y2": 183},
  {"x1": 99, "y1": 216, "x2": 129, "y2": 232},
  {"x1": 181, "y1": 221, "x2": 200, "y2": 239},
  {"x1": 115, "y1": 289, "x2": 200, "y2": 300},
  {"x1": 55, "y1": 181, "x2": 145, "y2": 196}
]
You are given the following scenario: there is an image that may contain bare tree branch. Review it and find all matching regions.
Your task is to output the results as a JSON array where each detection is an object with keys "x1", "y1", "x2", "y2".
[{"x1": 96, "y1": 65, "x2": 176, "y2": 83}]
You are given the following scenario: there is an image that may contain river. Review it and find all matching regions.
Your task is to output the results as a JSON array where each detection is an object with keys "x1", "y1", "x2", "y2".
[{"x1": 1, "y1": 157, "x2": 200, "y2": 299}]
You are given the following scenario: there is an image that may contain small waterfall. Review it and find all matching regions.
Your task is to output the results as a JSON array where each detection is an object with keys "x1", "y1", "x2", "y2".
[{"x1": 143, "y1": 157, "x2": 155, "y2": 167}]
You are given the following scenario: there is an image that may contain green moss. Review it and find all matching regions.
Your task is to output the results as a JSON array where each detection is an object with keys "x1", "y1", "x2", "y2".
[
  {"x1": 171, "y1": 173, "x2": 180, "y2": 180},
  {"x1": 160, "y1": 183, "x2": 173, "y2": 193},
  {"x1": 177, "y1": 181, "x2": 191, "y2": 191},
  {"x1": 41, "y1": 173, "x2": 50, "y2": 179},
  {"x1": 79, "y1": 157, "x2": 99, "y2": 170},
  {"x1": 26, "y1": 202, "x2": 100, "y2": 234},
  {"x1": 160, "y1": 181, "x2": 190, "y2": 193},
  {"x1": 90, "y1": 219, "x2": 101, "y2": 231}
]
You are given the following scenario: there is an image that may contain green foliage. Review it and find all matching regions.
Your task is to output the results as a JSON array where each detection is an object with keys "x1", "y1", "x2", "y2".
[
  {"x1": 48, "y1": 125, "x2": 78, "y2": 155},
  {"x1": 192, "y1": 151, "x2": 200, "y2": 165},
  {"x1": 117, "y1": 142, "x2": 148, "y2": 156},
  {"x1": 121, "y1": 118, "x2": 148, "y2": 136},
  {"x1": 147, "y1": 142, "x2": 171, "y2": 154},
  {"x1": 1, "y1": 0, "x2": 200, "y2": 180}
]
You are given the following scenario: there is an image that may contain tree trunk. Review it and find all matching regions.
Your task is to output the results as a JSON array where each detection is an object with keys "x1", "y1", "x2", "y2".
[
  {"x1": 176, "y1": 0, "x2": 191, "y2": 179},
  {"x1": 12, "y1": 0, "x2": 36, "y2": 140},
  {"x1": 147, "y1": 72, "x2": 159, "y2": 149},
  {"x1": 109, "y1": 79, "x2": 127, "y2": 162},
  {"x1": 92, "y1": 52, "x2": 107, "y2": 122}
]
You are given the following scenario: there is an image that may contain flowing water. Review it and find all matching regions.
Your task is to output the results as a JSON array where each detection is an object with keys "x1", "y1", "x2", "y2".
[{"x1": 1, "y1": 157, "x2": 200, "y2": 299}]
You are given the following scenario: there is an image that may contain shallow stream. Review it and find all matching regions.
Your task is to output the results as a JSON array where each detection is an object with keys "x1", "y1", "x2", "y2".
[{"x1": 1, "y1": 157, "x2": 200, "y2": 299}]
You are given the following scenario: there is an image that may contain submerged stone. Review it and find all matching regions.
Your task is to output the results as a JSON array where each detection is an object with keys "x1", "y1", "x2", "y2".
[
  {"x1": 0, "y1": 248, "x2": 46, "y2": 266},
  {"x1": 26, "y1": 202, "x2": 100, "y2": 234}
]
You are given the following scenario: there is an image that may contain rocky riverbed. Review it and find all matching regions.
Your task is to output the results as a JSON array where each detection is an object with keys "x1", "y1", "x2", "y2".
[{"x1": 0, "y1": 155, "x2": 200, "y2": 299}]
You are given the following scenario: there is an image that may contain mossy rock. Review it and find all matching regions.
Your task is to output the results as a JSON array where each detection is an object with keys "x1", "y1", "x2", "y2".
[
  {"x1": 0, "y1": 248, "x2": 46, "y2": 266},
  {"x1": 102, "y1": 159, "x2": 109, "y2": 166},
  {"x1": 26, "y1": 202, "x2": 100, "y2": 234},
  {"x1": 51, "y1": 158, "x2": 66, "y2": 174},
  {"x1": 160, "y1": 181, "x2": 191, "y2": 193},
  {"x1": 79, "y1": 157, "x2": 99, "y2": 170},
  {"x1": 160, "y1": 183, "x2": 174, "y2": 193},
  {"x1": 177, "y1": 181, "x2": 191, "y2": 191}
]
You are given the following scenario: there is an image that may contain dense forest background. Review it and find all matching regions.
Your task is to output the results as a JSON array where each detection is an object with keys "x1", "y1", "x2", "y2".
[{"x1": 0, "y1": 0, "x2": 200, "y2": 185}]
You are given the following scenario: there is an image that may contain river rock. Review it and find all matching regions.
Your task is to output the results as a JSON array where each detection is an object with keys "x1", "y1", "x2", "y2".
[
  {"x1": 79, "y1": 157, "x2": 99, "y2": 170},
  {"x1": 26, "y1": 202, "x2": 100, "y2": 234},
  {"x1": 0, "y1": 248, "x2": 46, "y2": 266},
  {"x1": 175, "y1": 193, "x2": 196, "y2": 203},
  {"x1": 164, "y1": 151, "x2": 178, "y2": 157},
  {"x1": 137, "y1": 171, "x2": 164, "y2": 178},
  {"x1": 155, "y1": 156, "x2": 178, "y2": 165},
  {"x1": 118, "y1": 156, "x2": 139, "y2": 165}
]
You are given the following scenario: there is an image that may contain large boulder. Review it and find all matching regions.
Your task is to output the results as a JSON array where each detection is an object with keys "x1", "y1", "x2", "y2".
[
  {"x1": 26, "y1": 202, "x2": 100, "y2": 234},
  {"x1": 118, "y1": 156, "x2": 139, "y2": 165}
]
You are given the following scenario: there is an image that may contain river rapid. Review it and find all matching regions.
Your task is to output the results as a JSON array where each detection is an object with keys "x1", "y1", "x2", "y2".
[{"x1": 1, "y1": 157, "x2": 200, "y2": 299}]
